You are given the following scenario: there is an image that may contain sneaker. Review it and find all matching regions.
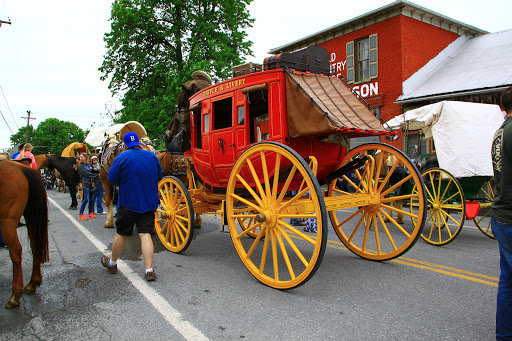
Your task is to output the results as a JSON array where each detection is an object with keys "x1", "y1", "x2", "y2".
[
  {"x1": 145, "y1": 271, "x2": 156, "y2": 281},
  {"x1": 96, "y1": 211, "x2": 106, "y2": 215},
  {"x1": 69, "y1": 206, "x2": 77, "y2": 210},
  {"x1": 88, "y1": 213, "x2": 97, "y2": 219},
  {"x1": 78, "y1": 215, "x2": 89, "y2": 220},
  {"x1": 101, "y1": 256, "x2": 117, "y2": 274}
]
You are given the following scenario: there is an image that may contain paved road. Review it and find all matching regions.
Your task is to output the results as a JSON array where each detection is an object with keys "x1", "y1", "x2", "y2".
[{"x1": 0, "y1": 189, "x2": 500, "y2": 340}]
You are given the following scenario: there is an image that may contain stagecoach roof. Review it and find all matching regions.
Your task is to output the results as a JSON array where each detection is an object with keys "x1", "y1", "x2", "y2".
[
  {"x1": 386, "y1": 100, "x2": 504, "y2": 177},
  {"x1": 285, "y1": 72, "x2": 389, "y2": 138}
]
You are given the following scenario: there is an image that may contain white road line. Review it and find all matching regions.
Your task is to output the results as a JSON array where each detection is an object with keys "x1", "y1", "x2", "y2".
[{"x1": 48, "y1": 197, "x2": 209, "y2": 341}]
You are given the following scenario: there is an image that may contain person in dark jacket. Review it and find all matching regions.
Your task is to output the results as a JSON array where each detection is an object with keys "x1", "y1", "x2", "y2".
[
  {"x1": 491, "y1": 85, "x2": 512, "y2": 340},
  {"x1": 77, "y1": 154, "x2": 98, "y2": 220}
]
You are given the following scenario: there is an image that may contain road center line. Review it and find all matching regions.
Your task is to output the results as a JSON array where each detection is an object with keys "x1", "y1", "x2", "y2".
[
  {"x1": 292, "y1": 233, "x2": 498, "y2": 287},
  {"x1": 49, "y1": 197, "x2": 209, "y2": 341}
]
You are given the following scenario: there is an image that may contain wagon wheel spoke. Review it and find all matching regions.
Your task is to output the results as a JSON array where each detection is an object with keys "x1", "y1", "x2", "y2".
[
  {"x1": 376, "y1": 212, "x2": 397, "y2": 251},
  {"x1": 246, "y1": 158, "x2": 267, "y2": 203},
  {"x1": 278, "y1": 222, "x2": 309, "y2": 267},
  {"x1": 438, "y1": 210, "x2": 453, "y2": 238},
  {"x1": 235, "y1": 174, "x2": 264, "y2": 207}
]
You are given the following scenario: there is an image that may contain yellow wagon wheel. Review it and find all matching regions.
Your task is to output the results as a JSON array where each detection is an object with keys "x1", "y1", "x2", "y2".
[
  {"x1": 328, "y1": 143, "x2": 426, "y2": 261},
  {"x1": 226, "y1": 142, "x2": 327, "y2": 290},
  {"x1": 155, "y1": 176, "x2": 195, "y2": 253},
  {"x1": 473, "y1": 179, "x2": 495, "y2": 239},
  {"x1": 235, "y1": 207, "x2": 261, "y2": 239},
  {"x1": 414, "y1": 168, "x2": 465, "y2": 246}
]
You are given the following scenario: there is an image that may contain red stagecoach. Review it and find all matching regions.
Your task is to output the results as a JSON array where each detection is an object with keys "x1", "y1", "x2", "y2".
[{"x1": 156, "y1": 47, "x2": 428, "y2": 289}]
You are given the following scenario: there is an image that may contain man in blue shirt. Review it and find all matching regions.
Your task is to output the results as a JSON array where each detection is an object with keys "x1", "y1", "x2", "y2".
[{"x1": 101, "y1": 132, "x2": 163, "y2": 281}]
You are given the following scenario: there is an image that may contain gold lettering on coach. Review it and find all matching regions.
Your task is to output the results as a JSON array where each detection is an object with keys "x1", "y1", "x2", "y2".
[{"x1": 202, "y1": 78, "x2": 246, "y2": 97}]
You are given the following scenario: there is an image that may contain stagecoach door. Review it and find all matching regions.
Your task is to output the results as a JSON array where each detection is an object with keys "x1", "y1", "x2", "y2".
[{"x1": 210, "y1": 96, "x2": 236, "y2": 185}]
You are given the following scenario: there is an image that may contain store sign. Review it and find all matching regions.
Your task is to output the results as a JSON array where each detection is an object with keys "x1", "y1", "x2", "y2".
[
  {"x1": 330, "y1": 52, "x2": 346, "y2": 78},
  {"x1": 352, "y1": 83, "x2": 379, "y2": 97}
]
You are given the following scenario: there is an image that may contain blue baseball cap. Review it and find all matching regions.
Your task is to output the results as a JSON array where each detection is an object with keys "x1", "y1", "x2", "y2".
[{"x1": 123, "y1": 132, "x2": 140, "y2": 148}]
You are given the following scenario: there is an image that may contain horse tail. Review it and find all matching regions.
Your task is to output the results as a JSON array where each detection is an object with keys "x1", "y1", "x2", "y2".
[{"x1": 22, "y1": 167, "x2": 50, "y2": 264}]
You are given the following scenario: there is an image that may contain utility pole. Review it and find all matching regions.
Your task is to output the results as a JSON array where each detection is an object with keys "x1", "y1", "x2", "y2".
[
  {"x1": 0, "y1": 18, "x2": 11, "y2": 27},
  {"x1": 21, "y1": 110, "x2": 36, "y2": 143}
]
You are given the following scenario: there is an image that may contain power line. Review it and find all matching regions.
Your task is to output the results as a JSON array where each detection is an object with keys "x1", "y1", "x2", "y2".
[
  {"x1": 0, "y1": 108, "x2": 14, "y2": 134},
  {"x1": 0, "y1": 84, "x2": 19, "y2": 129}
]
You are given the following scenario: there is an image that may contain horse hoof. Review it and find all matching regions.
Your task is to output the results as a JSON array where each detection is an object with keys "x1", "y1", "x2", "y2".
[
  {"x1": 5, "y1": 298, "x2": 20, "y2": 309},
  {"x1": 23, "y1": 287, "x2": 36, "y2": 294}
]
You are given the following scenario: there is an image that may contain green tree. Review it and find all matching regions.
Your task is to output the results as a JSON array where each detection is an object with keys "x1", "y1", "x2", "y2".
[
  {"x1": 10, "y1": 125, "x2": 35, "y2": 148},
  {"x1": 99, "y1": 0, "x2": 254, "y2": 139},
  {"x1": 9, "y1": 118, "x2": 86, "y2": 155}
]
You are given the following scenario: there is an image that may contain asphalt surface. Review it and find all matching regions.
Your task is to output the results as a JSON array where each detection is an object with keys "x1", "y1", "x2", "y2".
[{"x1": 0, "y1": 188, "x2": 500, "y2": 340}]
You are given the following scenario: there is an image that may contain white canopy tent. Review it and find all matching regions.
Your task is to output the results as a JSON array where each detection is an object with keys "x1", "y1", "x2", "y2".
[{"x1": 386, "y1": 101, "x2": 504, "y2": 178}]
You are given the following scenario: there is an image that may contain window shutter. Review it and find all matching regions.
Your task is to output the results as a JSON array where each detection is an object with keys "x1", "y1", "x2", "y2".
[
  {"x1": 369, "y1": 34, "x2": 378, "y2": 78},
  {"x1": 346, "y1": 41, "x2": 354, "y2": 82}
]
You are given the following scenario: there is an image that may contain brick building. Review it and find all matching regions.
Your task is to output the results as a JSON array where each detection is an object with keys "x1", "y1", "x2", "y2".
[{"x1": 268, "y1": 0, "x2": 487, "y2": 154}]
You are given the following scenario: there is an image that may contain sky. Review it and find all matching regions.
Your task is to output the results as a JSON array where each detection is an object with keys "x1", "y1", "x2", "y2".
[{"x1": 0, "y1": 0, "x2": 511, "y2": 152}]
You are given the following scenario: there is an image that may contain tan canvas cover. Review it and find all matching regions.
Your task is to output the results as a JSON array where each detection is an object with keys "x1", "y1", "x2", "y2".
[
  {"x1": 119, "y1": 121, "x2": 147, "y2": 141},
  {"x1": 285, "y1": 72, "x2": 386, "y2": 138},
  {"x1": 61, "y1": 142, "x2": 90, "y2": 157}
]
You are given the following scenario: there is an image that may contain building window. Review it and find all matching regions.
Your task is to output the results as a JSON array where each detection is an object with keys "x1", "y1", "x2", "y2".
[{"x1": 346, "y1": 34, "x2": 378, "y2": 83}]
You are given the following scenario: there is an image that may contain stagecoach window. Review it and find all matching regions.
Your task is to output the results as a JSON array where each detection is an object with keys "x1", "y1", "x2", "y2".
[
  {"x1": 248, "y1": 87, "x2": 269, "y2": 143},
  {"x1": 237, "y1": 106, "x2": 245, "y2": 125},
  {"x1": 213, "y1": 97, "x2": 233, "y2": 130},
  {"x1": 204, "y1": 114, "x2": 209, "y2": 133},
  {"x1": 195, "y1": 110, "x2": 202, "y2": 149}
]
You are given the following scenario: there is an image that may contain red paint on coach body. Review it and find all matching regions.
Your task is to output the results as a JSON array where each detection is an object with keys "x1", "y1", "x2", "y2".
[{"x1": 187, "y1": 69, "x2": 348, "y2": 189}]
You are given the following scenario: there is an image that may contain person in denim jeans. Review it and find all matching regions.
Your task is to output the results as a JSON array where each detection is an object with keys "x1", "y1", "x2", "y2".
[
  {"x1": 77, "y1": 154, "x2": 98, "y2": 220},
  {"x1": 90, "y1": 156, "x2": 105, "y2": 214},
  {"x1": 491, "y1": 85, "x2": 512, "y2": 340}
]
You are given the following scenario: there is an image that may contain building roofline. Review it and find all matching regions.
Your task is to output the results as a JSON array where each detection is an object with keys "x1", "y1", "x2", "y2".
[
  {"x1": 395, "y1": 85, "x2": 510, "y2": 104},
  {"x1": 268, "y1": 0, "x2": 488, "y2": 54}
]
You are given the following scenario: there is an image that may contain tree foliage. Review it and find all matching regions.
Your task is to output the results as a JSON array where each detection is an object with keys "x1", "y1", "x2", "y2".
[
  {"x1": 99, "y1": 0, "x2": 254, "y2": 140},
  {"x1": 9, "y1": 118, "x2": 86, "y2": 155}
]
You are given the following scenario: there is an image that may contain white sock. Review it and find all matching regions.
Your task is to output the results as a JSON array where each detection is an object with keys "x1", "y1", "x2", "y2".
[
  {"x1": 109, "y1": 259, "x2": 117, "y2": 266},
  {"x1": 145, "y1": 268, "x2": 153, "y2": 273}
]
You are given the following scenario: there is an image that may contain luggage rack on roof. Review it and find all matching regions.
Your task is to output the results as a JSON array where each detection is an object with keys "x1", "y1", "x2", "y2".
[{"x1": 232, "y1": 45, "x2": 332, "y2": 77}]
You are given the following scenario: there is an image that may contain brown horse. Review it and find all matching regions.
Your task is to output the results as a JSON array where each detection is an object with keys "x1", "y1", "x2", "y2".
[
  {"x1": 34, "y1": 153, "x2": 49, "y2": 170},
  {"x1": 0, "y1": 161, "x2": 49, "y2": 308},
  {"x1": 99, "y1": 138, "x2": 154, "y2": 228}
]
